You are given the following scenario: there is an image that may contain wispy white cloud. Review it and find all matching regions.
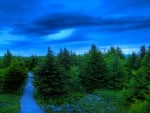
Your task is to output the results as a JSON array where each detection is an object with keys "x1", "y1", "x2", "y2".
[{"x1": 44, "y1": 28, "x2": 75, "y2": 41}]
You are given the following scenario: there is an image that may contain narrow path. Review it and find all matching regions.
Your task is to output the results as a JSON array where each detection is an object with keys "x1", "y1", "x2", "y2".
[{"x1": 19, "y1": 72, "x2": 44, "y2": 113}]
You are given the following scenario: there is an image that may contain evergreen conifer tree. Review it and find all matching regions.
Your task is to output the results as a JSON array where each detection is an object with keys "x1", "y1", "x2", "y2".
[
  {"x1": 0, "y1": 49, "x2": 12, "y2": 68},
  {"x1": 57, "y1": 48, "x2": 72, "y2": 71},
  {"x1": 108, "y1": 55, "x2": 127, "y2": 89},
  {"x1": 80, "y1": 44, "x2": 108, "y2": 91},
  {"x1": 3, "y1": 58, "x2": 27, "y2": 93},
  {"x1": 140, "y1": 45, "x2": 146, "y2": 61},
  {"x1": 105, "y1": 47, "x2": 127, "y2": 89},
  {"x1": 127, "y1": 52, "x2": 140, "y2": 70},
  {"x1": 35, "y1": 47, "x2": 66, "y2": 99}
]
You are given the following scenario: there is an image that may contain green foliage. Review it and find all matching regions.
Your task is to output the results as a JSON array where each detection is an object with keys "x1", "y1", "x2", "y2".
[
  {"x1": 140, "y1": 45, "x2": 146, "y2": 60},
  {"x1": 105, "y1": 47, "x2": 127, "y2": 89},
  {"x1": 123, "y1": 47, "x2": 150, "y2": 107},
  {"x1": 69, "y1": 66, "x2": 80, "y2": 78},
  {"x1": 124, "y1": 68, "x2": 150, "y2": 105},
  {"x1": 0, "y1": 94, "x2": 21, "y2": 113},
  {"x1": 57, "y1": 48, "x2": 72, "y2": 71},
  {"x1": 26, "y1": 55, "x2": 38, "y2": 70},
  {"x1": 108, "y1": 56, "x2": 127, "y2": 89},
  {"x1": 32, "y1": 45, "x2": 150, "y2": 113},
  {"x1": 0, "y1": 49, "x2": 12, "y2": 68},
  {"x1": 2, "y1": 58, "x2": 27, "y2": 93},
  {"x1": 94, "y1": 90, "x2": 122, "y2": 102},
  {"x1": 34, "y1": 47, "x2": 67, "y2": 99},
  {"x1": 0, "y1": 69, "x2": 6, "y2": 92},
  {"x1": 129, "y1": 100, "x2": 150, "y2": 113},
  {"x1": 80, "y1": 44, "x2": 108, "y2": 91},
  {"x1": 67, "y1": 66, "x2": 83, "y2": 92},
  {"x1": 127, "y1": 52, "x2": 140, "y2": 70},
  {"x1": 105, "y1": 47, "x2": 125, "y2": 60},
  {"x1": 142, "y1": 46, "x2": 150, "y2": 77}
]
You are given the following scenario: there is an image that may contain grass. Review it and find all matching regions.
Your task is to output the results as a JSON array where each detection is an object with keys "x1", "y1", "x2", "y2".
[
  {"x1": 0, "y1": 93, "x2": 21, "y2": 113},
  {"x1": 128, "y1": 100, "x2": 150, "y2": 113},
  {"x1": 94, "y1": 89, "x2": 128, "y2": 113},
  {"x1": 34, "y1": 91, "x2": 86, "y2": 105},
  {"x1": 34, "y1": 89, "x2": 150, "y2": 113},
  {"x1": 35, "y1": 90, "x2": 128, "y2": 113},
  {"x1": 0, "y1": 69, "x2": 25, "y2": 113}
]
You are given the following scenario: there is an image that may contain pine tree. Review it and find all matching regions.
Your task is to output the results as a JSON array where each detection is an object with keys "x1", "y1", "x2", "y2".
[
  {"x1": 116, "y1": 47, "x2": 125, "y2": 59},
  {"x1": 125, "y1": 67, "x2": 150, "y2": 102},
  {"x1": 105, "y1": 47, "x2": 127, "y2": 89},
  {"x1": 125, "y1": 46, "x2": 150, "y2": 103},
  {"x1": 142, "y1": 46, "x2": 150, "y2": 83},
  {"x1": 80, "y1": 44, "x2": 108, "y2": 91},
  {"x1": 57, "y1": 48, "x2": 72, "y2": 71},
  {"x1": 106, "y1": 47, "x2": 124, "y2": 60},
  {"x1": 27, "y1": 55, "x2": 38, "y2": 70},
  {"x1": 70, "y1": 52, "x2": 79, "y2": 66},
  {"x1": 3, "y1": 58, "x2": 27, "y2": 93},
  {"x1": 127, "y1": 52, "x2": 140, "y2": 70},
  {"x1": 108, "y1": 55, "x2": 127, "y2": 89},
  {"x1": 34, "y1": 47, "x2": 66, "y2": 99},
  {"x1": 0, "y1": 49, "x2": 12, "y2": 68},
  {"x1": 140, "y1": 45, "x2": 146, "y2": 61}
]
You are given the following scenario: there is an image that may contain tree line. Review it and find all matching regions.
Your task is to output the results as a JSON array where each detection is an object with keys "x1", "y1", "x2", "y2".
[
  {"x1": 0, "y1": 44, "x2": 150, "y2": 107},
  {"x1": 32, "y1": 44, "x2": 150, "y2": 106}
]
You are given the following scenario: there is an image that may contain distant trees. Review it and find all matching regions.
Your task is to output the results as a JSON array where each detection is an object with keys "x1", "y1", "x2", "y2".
[
  {"x1": 26, "y1": 55, "x2": 38, "y2": 70},
  {"x1": 127, "y1": 52, "x2": 140, "y2": 70},
  {"x1": 140, "y1": 45, "x2": 146, "y2": 61},
  {"x1": 80, "y1": 44, "x2": 108, "y2": 91},
  {"x1": 142, "y1": 46, "x2": 150, "y2": 77},
  {"x1": 0, "y1": 49, "x2": 12, "y2": 68}
]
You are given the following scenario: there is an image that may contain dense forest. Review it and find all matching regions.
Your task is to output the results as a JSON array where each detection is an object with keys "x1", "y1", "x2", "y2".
[{"x1": 0, "y1": 44, "x2": 150, "y2": 113}]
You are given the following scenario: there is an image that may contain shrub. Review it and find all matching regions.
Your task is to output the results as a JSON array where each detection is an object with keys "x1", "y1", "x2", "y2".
[{"x1": 129, "y1": 100, "x2": 150, "y2": 113}]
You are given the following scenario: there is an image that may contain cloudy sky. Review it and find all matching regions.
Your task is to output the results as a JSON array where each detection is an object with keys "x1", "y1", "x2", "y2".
[{"x1": 0, "y1": 0, "x2": 150, "y2": 56}]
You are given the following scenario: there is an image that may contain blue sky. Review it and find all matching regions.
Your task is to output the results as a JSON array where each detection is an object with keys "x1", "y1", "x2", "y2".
[{"x1": 0, "y1": 0, "x2": 150, "y2": 56}]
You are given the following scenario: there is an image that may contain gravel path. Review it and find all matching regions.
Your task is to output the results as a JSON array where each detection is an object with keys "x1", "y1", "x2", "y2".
[{"x1": 19, "y1": 72, "x2": 44, "y2": 113}]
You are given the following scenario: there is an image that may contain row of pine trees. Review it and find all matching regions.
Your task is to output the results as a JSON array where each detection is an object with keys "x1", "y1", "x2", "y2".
[
  {"x1": 0, "y1": 44, "x2": 150, "y2": 105},
  {"x1": 33, "y1": 44, "x2": 150, "y2": 105}
]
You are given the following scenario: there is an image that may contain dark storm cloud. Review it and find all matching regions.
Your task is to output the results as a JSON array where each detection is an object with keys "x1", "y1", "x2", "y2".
[
  {"x1": 1, "y1": 0, "x2": 150, "y2": 35},
  {"x1": 11, "y1": 13, "x2": 100, "y2": 36},
  {"x1": 11, "y1": 13, "x2": 150, "y2": 36},
  {"x1": 1, "y1": 0, "x2": 150, "y2": 30}
]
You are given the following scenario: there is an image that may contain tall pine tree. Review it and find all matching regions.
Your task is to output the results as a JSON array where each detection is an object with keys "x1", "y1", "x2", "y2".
[
  {"x1": 105, "y1": 47, "x2": 127, "y2": 89},
  {"x1": 0, "y1": 49, "x2": 12, "y2": 68},
  {"x1": 107, "y1": 55, "x2": 127, "y2": 89},
  {"x1": 127, "y1": 52, "x2": 140, "y2": 70},
  {"x1": 57, "y1": 48, "x2": 72, "y2": 71},
  {"x1": 140, "y1": 45, "x2": 146, "y2": 60},
  {"x1": 3, "y1": 58, "x2": 27, "y2": 93},
  {"x1": 80, "y1": 44, "x2": 108, "y2": 91},
  {"x1": 34, "y1": 47, "x2": 66, "y2": 99}
]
